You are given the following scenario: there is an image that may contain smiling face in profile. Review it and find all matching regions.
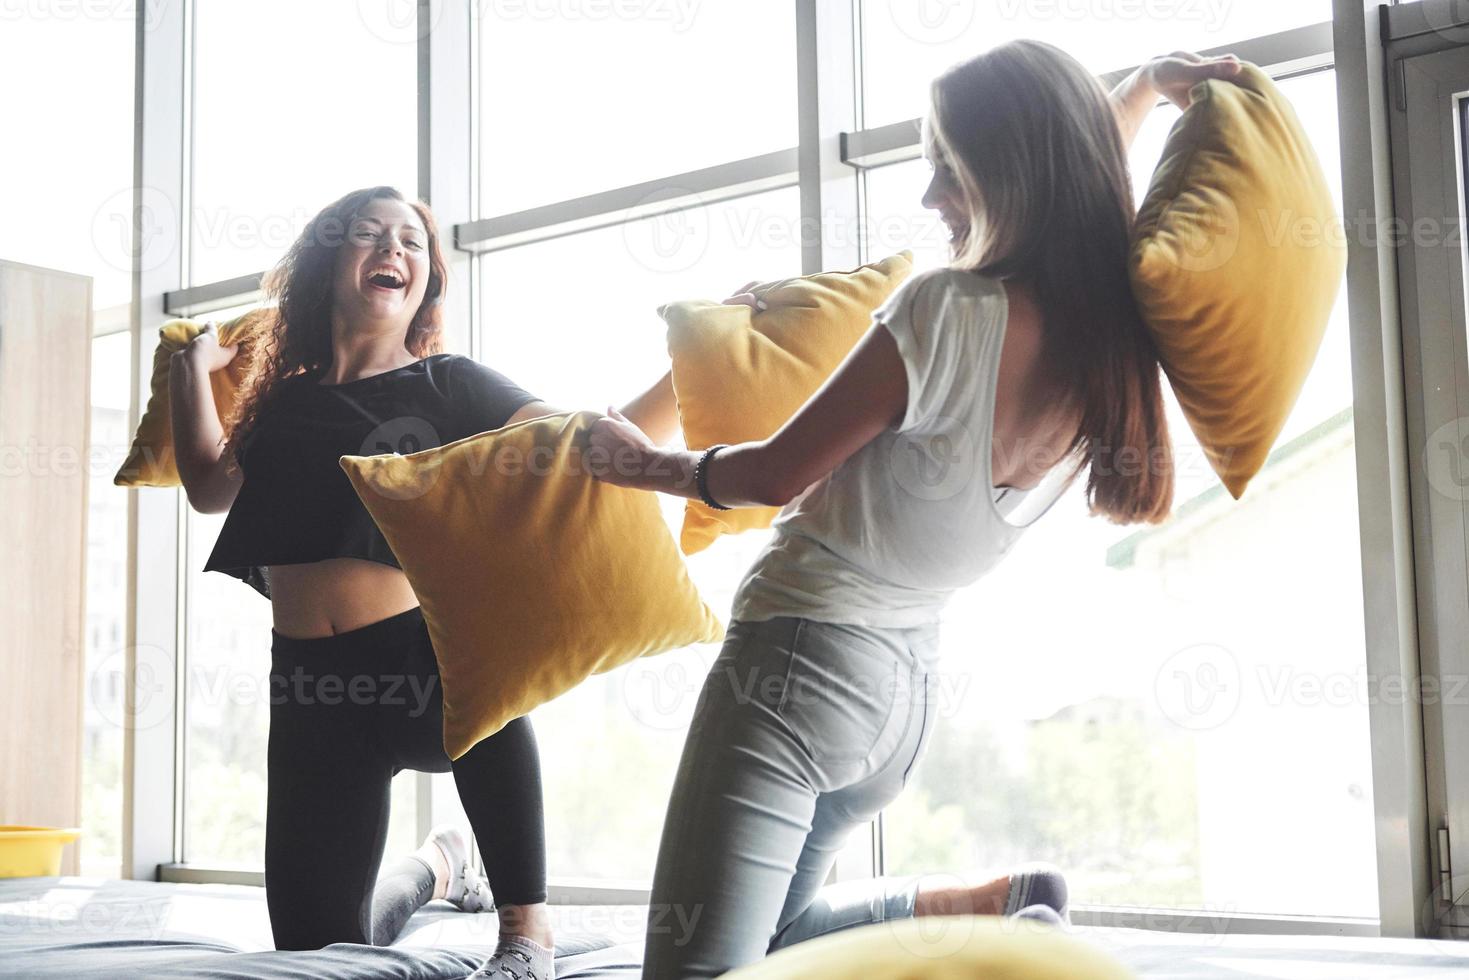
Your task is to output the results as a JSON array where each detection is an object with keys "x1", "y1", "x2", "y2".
[{"x1": 921, "y1": 141, "x2": 970, "y2": 249}]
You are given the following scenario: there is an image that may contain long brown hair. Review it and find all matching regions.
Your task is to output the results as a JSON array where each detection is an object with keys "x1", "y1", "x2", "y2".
[
  {"x1": 220, "y1": 186, "x2": 449, "y2": 472},
  {"x1": 929, "y1": 40, "x2": 1173, "y2": 525}
]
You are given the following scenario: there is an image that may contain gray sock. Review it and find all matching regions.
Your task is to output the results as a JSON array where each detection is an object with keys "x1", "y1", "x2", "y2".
[
  {"x1": 466, "y1": 934, "x2": 554, "y2": 980},
  {"x1": 1011, "y1": 903, "x2": 1065, "y2": 926},
  {"x1": 1003, "y1": 865, "x2": 1069, "y2": 922}
]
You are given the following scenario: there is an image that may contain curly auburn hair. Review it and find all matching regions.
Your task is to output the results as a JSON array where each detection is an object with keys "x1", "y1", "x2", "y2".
[{"x1": 219, "y1": 185, "x2": 449, "y2": 473}]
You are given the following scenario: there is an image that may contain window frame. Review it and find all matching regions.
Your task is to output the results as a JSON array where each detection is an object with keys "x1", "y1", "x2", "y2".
[{"x1": 122, "y1": 0, "x2": 1440, "y2": 938}]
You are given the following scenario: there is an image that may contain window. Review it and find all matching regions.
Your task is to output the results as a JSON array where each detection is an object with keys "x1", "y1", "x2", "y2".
[
  {"x1": 859, "y1": 0, "x2": 1334, "y2": 128},
  {"x1": 189, "y1": 0, "x2": 418, "y2": 285},
  {"x1": 0, "y1": 12, "x2": 134, "y2": 309},
  {"x1": 83, "y1": 332, "x2": 133, "y2": 878},
  {"x1": 870, "y1": 70, "x2": 1375, "y2": 918},
  {"x1": 479, "y1": 4, "x2": 797, "y2": 212},
  {"x1": 145, "y1": 0, "x2": 1406, "y2": 928},
  {"x1": 0, "y1": 9, "x2": 135, "y2": 878},
  {"x1": 479, "y1": 188, "x2": 804, "y2": 879}
]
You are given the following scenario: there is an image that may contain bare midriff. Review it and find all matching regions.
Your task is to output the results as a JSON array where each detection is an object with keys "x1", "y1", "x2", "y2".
[{"x1": 268, "y1": 557, "x2": 420, "y2": 639}]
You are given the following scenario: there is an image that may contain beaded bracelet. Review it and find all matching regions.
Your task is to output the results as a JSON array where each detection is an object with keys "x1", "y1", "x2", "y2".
[{"x1": 695, "y1": 444, "x2": 732, "y2": 511}]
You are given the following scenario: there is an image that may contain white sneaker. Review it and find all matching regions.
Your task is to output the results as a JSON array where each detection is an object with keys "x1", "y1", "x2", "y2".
[{"x1": 427, "y1": 825, "x2": 495, "y2": 913}]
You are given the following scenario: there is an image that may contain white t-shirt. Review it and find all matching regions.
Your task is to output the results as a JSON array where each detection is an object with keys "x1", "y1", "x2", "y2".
[{"x1": 730, "y1": 267, "x2": 1070, "y2": 628}]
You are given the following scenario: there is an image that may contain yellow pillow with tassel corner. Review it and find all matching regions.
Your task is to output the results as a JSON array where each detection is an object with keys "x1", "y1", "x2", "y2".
[
  {"x1": 340, "y1": 411, "x2": 724, "y2": 761},
  {"x1": 663, "y1": 251, "x2": 913, "y2": 554},
  {"x1": 1131, "y1": 61, "x2": 1345, "y2": 499},
  {"x1": 724, "y1": 915, "x2": 1135, "y2": 980},
  {"x1": 113, "y1": 308, "x2": 274, "y2": 487}
]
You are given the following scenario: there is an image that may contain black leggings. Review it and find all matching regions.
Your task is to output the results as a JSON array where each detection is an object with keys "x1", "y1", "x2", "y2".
[{"x1": 264, "y1": 605, "x2": 546, "y2": 951}]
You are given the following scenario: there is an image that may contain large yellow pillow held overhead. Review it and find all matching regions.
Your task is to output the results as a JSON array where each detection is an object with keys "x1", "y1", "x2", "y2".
[
  {"x1": 663, "y1": 251, "x2": 913, "y2": 554},
  {"x1": 113, "y1": 309, "x2": 274, "y2": 487},
  {"x1": 724, "y1": 915, "x2": 1135, "y2": 980},
  {"x1": 1131, "y1": 62, "x2": 1345, "y2": 499},
  {"x1": 339, "y1": 411, "x2": 724, "y2": 761}
]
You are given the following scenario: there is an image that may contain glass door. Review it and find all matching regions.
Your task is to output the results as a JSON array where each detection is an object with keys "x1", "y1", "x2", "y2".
[{"x1": 1390, "y1": 34, "x2": 1469, "y2": 937}]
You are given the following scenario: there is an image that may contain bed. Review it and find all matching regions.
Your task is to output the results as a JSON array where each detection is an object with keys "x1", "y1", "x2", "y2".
[{"x1": 3, "y1": 876, "x2": 1467, "y2": 978}]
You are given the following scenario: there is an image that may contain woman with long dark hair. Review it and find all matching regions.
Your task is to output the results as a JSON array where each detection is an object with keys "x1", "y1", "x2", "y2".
[{"x1": 589, "y1": 44, "x2": 1242, "y2": 979}]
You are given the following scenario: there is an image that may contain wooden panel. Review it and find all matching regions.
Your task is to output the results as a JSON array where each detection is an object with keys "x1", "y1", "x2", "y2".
[{"x1": 0, "y1": 260, "x2": 92, "y2": 875}]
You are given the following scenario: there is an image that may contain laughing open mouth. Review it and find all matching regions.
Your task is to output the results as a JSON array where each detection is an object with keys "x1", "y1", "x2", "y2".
[{"x1": 365, "y1": 267, "x2": 406, "y2": 290}]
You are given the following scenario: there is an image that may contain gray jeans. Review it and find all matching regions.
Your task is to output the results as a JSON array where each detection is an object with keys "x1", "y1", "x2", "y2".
[{"x1": 642, "y1": 615, "x2": 942, "y2": 979}]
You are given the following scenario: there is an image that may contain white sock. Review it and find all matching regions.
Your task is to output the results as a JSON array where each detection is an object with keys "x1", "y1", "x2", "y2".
[{"x1": 469, "y1": 934, "x2": 554, "y2": 980}]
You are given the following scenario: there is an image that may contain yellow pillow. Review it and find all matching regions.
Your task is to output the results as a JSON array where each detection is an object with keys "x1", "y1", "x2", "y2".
[
  {"x1": 1131, "y1": 62, "x2": 1345, "y2": 499},
  {"x1": 725, "y1": 915, "x2": 1135, "y2": 980},
  {"x1": 113, "y1": 309, "x2": 274, "y2": 487},
  {"x1": 339, "y1": 411, "x2": 724, "y2": 760},
  {"x1": 662, "y1": 252, "x2": 913, "y2": 554}
]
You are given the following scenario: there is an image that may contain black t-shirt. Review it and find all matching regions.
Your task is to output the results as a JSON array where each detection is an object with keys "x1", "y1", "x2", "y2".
[{"x1": 203, "y1": 352, "x2": 539, "y2": 599}]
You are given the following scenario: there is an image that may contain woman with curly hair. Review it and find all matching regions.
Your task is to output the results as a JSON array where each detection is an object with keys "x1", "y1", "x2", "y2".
[{"x1": 171, "y1": 185, "x2": 679, "y2": 980}]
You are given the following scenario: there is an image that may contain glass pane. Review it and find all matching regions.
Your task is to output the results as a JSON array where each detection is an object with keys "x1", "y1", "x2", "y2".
[
  {"x1": 184, "y1": 475, "x2": 419, "y2": 867},
  {"x1": 1, "y1": 10, "x2": 136, "y2": 877},
  {"x1": 190, "y1": 0, "x2": 417, "y2": 285},
  {"x1": 480, "y1": 6, "x2": 797, "y2": 213},
  {"x1": 0, "y1": 12, "x2": 133, "y2": 309},
  {"x1": 479, "y1": 188, "x2": 804, "y2": 880},
  {"x1": 82, "y1": 332, "x2": 133, "y2": 878},
  {"x1": 874, "y1": 71, "x2": 1376, "y2": 917},
  {"x1": 859, "y1": 0, "x2": 1332, "y2": 128}
]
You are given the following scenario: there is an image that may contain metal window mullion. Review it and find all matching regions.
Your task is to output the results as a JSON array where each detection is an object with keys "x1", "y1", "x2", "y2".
[
  {"x1": 455, "y1": 148, "x2": 800, "y2": 255},
  {"x1": 418, "y1": 0, "x2": 476, "y2": 842},
  {"x1": 1070, "y1": 907, "x2": 1380, "y2": 937},
  {"x1": 154, "y1": 861, "x2": 1388, "y2": 936},
  {"x1": 93, "y1": 302, "x2": 133, "y2": 338},
  {"x1": 422, "y1": 0, "x2": 474, "y2": 356},
  {"x1": 795, "y1": 0, "x2": 861, "y2": 276},
  {"x1": 1333, "y1": 0, "x2": 1435, "y2": 938},
  {"x1": 125, "y1": 0, "x2": 188, "y2": 882},
  {"x1": 467, "y1": 0, "x2": 483, "y2": 365},
  {"x1": 1387, "y1": 38, "x2": 1469, "y2": 936},
  {"x1": 841, "y1": 20, "x2": 1338, "y2": 170},
  {"x1": 798, "y1": 0, "x2": 869, "y2": 884}
]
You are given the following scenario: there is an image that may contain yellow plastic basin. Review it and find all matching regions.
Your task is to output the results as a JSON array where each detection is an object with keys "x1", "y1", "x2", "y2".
[{"x1": 0, "y1": 826, "x2": 81, "y2": 877}]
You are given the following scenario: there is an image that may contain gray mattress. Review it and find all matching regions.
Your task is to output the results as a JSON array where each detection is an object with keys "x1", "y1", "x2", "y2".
[{"x1": 3, "y1": 876, "x2": 1468, "y2": 978}]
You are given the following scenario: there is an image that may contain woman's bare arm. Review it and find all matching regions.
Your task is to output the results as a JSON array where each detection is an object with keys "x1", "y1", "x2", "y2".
[
  {"x1": 1110, "y1": 51, "x2": 1242, "y2": 150},
  {"x1": 587, "y1": 324, "x2": 907, "y2": 509},
  {"x1": 505, "y1": 400, "x2": 561, "y2": 425},
  {"x1": 616, "y1": 370, "x2": 680, "y2": 446},
  {"x1": 501, "y1": 371, "x2": 677, "y2": 443},
  {"x1": 169, "y1": 344, "x2": 243, "y2": 514}
]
